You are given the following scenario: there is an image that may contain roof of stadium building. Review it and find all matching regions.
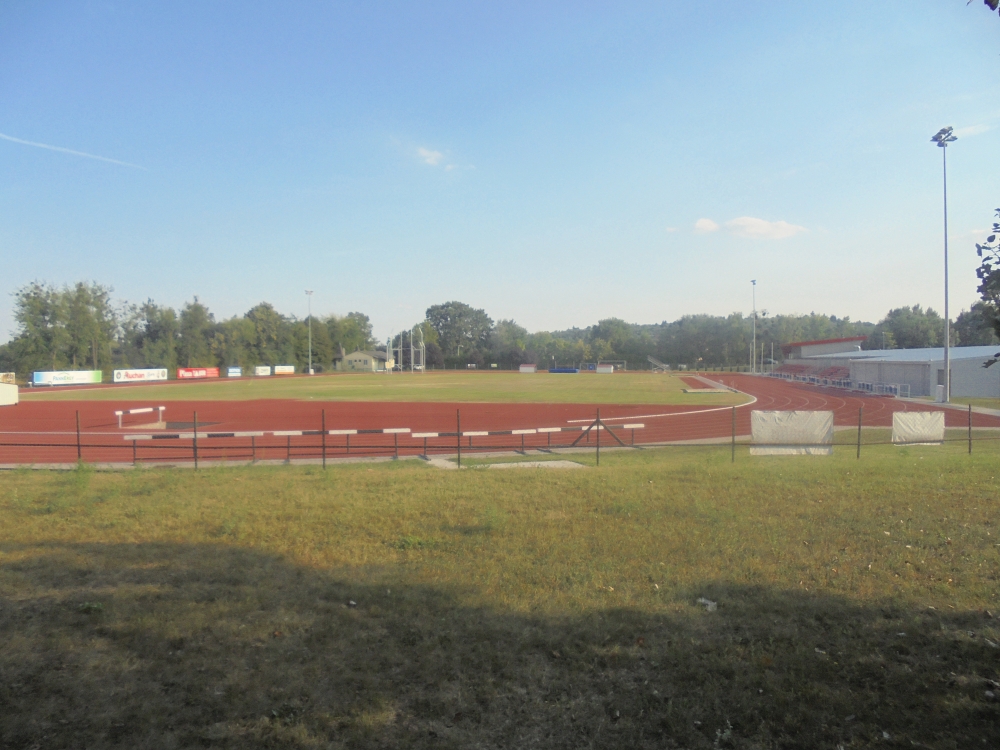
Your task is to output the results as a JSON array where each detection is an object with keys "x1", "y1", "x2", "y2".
[
  {"x1": 780, "y1": 336, "x2": 868, "y2": 355},
  {"x1": 804, "y1": 345, "x2": 1000, "y2": 362}
]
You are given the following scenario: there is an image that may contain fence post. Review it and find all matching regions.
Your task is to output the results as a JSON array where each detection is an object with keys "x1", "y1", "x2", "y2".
[
  {"x1": 132, "y1": 438, "x2": 137, "y2": 467},
  {"x1": 193, "y1": 411, "x2": 199, "y2": 470},
  {"x1": 394, "y1": 432, "x2": 399, "y2": 459},
  {"x1": 596, "y1": 407, "x2": 600, "y2": 466},
  {"x1": 286, "y1": 435, "x2": 291, "y2": 464},
  {"x1": 76, "y1": 410, "x2": 82, "y2": 461},
  {"x1": 457, "y1": 409, "x2": 462, "y2": 468},
  {"x1": 731, "y1": 406, "x2": 736, "y2": 463},
  {"x1": 856, "y1": 406, "x2": 863, "y2": 460},
  {"x1": 322, "y1": 410, "x2": 327, "y2": 468},
  {"x1": 969, "y1": 404, "x2": 973, "y2": 455},
  {"x1": 251, "y1": 435, "x2": 256, "y2": 463}
]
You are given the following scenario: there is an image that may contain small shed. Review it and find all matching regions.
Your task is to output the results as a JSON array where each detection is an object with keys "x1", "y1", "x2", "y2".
[{"x1": 343, "y1": 350, "x2": 394, "y2": 372}]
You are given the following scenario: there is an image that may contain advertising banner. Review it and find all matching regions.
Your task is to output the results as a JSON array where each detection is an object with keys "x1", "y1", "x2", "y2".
[
  {"x1": 227, "y1": 367, "x2": 243, "y2": 378},
  {"x1": 176, "y1": 367, "x2": 220, "y2": 379},
  {"x1": 114, "y1": 368, "x2": 168, "y2": 383},
  {"x1": 254, "y1": 365, "x2": 271, "y2": 377},
  {"x1": 0, "y1": 372, "x2": 15, "y2": 385},
  {"x1": 273, "y1": 365, "x2": 295, "y2": 375},
  {"x1": 32, "y1": 370, "x2": 103, "y2": 386}
]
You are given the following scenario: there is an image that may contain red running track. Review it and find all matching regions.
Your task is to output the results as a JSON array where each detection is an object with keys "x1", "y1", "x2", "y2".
[{"x1": 1, "y1": 375, "x2": 995, "y2": 464}]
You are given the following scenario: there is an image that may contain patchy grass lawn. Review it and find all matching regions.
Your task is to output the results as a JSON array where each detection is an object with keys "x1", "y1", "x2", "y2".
[
  {"x1": 1, "y1": 443, "x2": 998, "y2": 749},
  {"x1": 20, "y1": 371, "x2": 746, "y2": 406}
]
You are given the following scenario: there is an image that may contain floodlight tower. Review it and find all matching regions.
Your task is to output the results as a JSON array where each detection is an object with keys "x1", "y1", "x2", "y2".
[
  {"x1": 931, "y1": 126, "x2": 957, "y2": 403},
  {"x1": 751, "y1": 280, "x2": 757, "y2": 374},
  {"x1": 305, "y1": 290, "x2": 314, "y2": 375}
]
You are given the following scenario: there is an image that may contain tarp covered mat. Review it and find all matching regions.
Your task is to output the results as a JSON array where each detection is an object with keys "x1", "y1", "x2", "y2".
[
  {"x1": 750, "y1": 410, "x2": 834, "y2": 455},
  {"x1": 892, "y1": 411, "x2": 945, "y2": 445}
]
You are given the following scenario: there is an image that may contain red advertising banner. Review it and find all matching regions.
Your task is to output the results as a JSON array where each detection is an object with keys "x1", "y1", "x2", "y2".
[{"x1": 176, "y1": 367, "x2": 220, "y2": 379}]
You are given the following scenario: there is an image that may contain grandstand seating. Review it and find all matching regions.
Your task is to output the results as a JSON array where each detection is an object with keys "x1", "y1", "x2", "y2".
[
  {"x1": 773, "y1": 363, "x2": 818, "y2": 377},
  {"x1": 815, "y1": 366, "x2": 850, "y2": 380}
]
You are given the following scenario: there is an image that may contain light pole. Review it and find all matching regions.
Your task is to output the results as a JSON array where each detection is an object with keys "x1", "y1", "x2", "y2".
[
  {"x1": 751, "y1": 280, "x2": 757, "y2": 373},
  {"x1": 932, "y1": 126, "x2": 957, "y2": 403},
  {"x1": 305, "y1": 290, "x2": 314, "y2": 375}
]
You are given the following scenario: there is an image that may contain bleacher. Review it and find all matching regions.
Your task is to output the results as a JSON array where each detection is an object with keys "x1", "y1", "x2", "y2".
[
  {"x1": 770, "y1": 362, "x2": 853, "y2": 388},
  {"x1": 773, "y1": 363, "x2": 818, "y2": 378},
  {"x1": 815, "y1": 366, "x2": 850, "y2": 380}
]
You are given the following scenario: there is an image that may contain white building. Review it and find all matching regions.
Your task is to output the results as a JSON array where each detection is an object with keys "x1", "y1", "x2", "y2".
[{"x1": 799, "y1": 345, "x2": 1000, "y2": 399}]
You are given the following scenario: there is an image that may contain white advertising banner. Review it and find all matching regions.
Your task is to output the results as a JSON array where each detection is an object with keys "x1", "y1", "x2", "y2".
[
  {"x1": 273, "y1": 365, "x2": 295, "y2": 375},
  {"x1": 750, "y1": 410, "x2": 834, "y2": 455},
  {"x1": 114, "y1": 368, "x2": 168, "y2": 383},
  {"x1": 32, "y1": 370, "x2": 103, "y2": 386},
  {"x1": 892, "y1": 411, "x2": 945, "y2": 445},
  {"x1": 0, "y1": 383, "x2": 17, "y2": 406},
  {"x1": 227, "y1": 366, "x2": 243, "y2": 377},
  {"x1": 519, "y1": 364, "x2": 537, "y2": 373},
  {"x1": 254, "y1": 365, "x2": 272, "y2": 377}
]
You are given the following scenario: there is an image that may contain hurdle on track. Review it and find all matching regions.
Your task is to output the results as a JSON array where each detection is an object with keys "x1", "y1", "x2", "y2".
[{"x1": 115, "y1": 406, "x2": 166, "y2": 428}]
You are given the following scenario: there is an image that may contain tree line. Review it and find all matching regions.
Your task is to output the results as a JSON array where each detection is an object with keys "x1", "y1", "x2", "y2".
[{"x1": 1, "y1": 281, "x2": 996, "y2": 378}]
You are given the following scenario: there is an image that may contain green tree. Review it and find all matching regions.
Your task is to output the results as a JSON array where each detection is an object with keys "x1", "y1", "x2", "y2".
[
  {"x1": 64, "y1": 282, "x2": 116, "y2": 371},
  {"x1": 490, "y1": 319, "x2": 529, "y2": 368},
  {"x1": 8, "y1": 282, "x2": 68, "y2": 372},
  {"x1": 975, "y1": 208, "x2": 1000, "y2": 339},
  {"x1": 131, "y1": 301, "x2": 179, "y2": 369},
  {"x1": 426, "y1": 301, "x2": 493, "y2": 366},
  {"x1": 326, "y1": 312, "x2": 374, "y2": 357},
  {"x1": 874, "y1": 306, "x2": 944, "y2": 350},
  {"x1": 244, "y1": 302, "x2": 289, "y2": 365},
  {"x1": 178, "y1": 298, "x2": 215, "y2": 367},
  {"x1": 953, "y1": 302, "x2": 997, "y2": 346}
]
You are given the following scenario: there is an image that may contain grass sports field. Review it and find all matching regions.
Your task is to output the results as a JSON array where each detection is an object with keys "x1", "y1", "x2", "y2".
[
  {"x1": 19, "y1": 371, "x2": 747, "y2": 405},
  {"x1": 2, "y1": 444, "x2": 998, "y2": 748}
]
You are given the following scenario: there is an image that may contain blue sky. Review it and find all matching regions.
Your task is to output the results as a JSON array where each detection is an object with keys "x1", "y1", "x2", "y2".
[{"x1": 1, "y1": 1, "x2": 998, "y2": 344}]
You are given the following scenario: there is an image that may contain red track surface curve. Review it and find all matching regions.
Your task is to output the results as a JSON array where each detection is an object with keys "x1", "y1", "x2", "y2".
[{"x1": 1, "y1": 375, "x2": 995, "y2": 465}]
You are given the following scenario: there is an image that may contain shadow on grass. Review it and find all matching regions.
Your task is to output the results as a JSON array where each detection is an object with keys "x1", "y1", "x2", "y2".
[{"x1": 2, "y1": 542, "x2": 998, "y2": 749}]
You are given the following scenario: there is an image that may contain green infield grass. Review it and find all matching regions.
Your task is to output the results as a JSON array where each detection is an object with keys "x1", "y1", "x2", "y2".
[
  {"x1": 951, "y1": 396, "x2": 1000, "y2": 411},
  {"x1": 2, "y1": 442, "x2": 998, "y2": 748},
  {"x1": 20, "y1": 371, "x2": 747, "y2": 405}
]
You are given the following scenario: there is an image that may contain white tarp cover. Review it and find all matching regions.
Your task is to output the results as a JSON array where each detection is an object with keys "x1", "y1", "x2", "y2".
[
  {"x1": 519, "y1": 364, "x2": 537, "y2": 373},
  {"x1": 892, "y1": 411, "x2": 945, "y2": 445},
  {"x1": 750, "y1": 410, "x2": 834, "y2": 455},
  {"x1": 0, "y1": 383, "x2": 18, "y2": 406}
]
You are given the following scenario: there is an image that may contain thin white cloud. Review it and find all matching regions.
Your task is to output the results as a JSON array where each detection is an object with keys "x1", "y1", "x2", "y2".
[
  {"x1": 694, "y1": 218, "x2": 719, "y2": 234},
  {"x1": 725, "y1": 216, "x2": 806, "y2": 240},
  {"x1": 665, "y1": 226, "x2": 678, "y2": 233},
  {"x1": 0, "y1": 131, "x2": 145, "y2": 169},
  {"x1": 417, "y1": 147, "x2": 444, "y2": 166},
  {"x1": 953, "y1": 124, "x2": 990, "y2": 139}
]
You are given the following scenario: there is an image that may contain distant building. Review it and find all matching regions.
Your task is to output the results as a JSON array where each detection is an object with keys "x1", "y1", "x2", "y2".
[
  {"x1": 776, "y1": 340, "x2": 1000, "y2": 399},
  {"x1": 781, "y1": 336, "x2": 868, "y2": 359},
  {"x1": 342, "y1": 350, "x2": 394, "y2": 372}
]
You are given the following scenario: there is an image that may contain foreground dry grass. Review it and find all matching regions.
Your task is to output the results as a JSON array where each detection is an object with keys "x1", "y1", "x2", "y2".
[{"x1": 1, "y1": 445, "x2": 999, "y2": 749}]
